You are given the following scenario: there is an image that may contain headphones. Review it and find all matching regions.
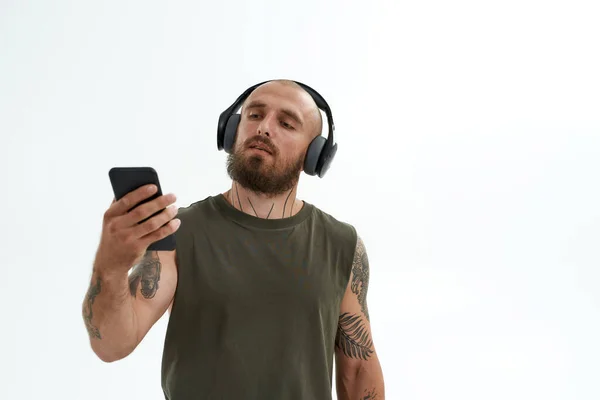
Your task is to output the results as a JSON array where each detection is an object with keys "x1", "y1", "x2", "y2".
[{"x1": 217, "y1": 80, "x2": 338, "y2": 178}]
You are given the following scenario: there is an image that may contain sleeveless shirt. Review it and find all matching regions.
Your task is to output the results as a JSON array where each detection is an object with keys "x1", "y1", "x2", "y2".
[{"x1": 160, "y1": 194, "x2": 357, "y2": 400}]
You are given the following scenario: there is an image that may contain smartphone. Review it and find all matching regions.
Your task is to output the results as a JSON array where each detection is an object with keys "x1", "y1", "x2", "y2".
[{"x1": 108, "y1": 166, "x2": 176, "y2": 251}]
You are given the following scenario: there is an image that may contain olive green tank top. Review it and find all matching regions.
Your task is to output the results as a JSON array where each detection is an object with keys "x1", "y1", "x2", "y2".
[{"x1": 160, "y1": 194, "x2": 357, "y2": 400}]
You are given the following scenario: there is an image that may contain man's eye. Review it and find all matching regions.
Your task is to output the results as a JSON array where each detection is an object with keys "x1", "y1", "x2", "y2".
[
  {"x1": 281, "y1": 121, "x2": 294, "y2": 129},
  {"x1": 249, "y1": 113, "x2": 260, "y2": 119}
]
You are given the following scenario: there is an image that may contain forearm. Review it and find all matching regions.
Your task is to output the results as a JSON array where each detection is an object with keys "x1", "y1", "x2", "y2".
[
  {"x1": 337, "y1": 363, "x2": 385, "y2": 400},
  {"x1": 82, "y1": 265, "x2": 138, "y2": 362}
]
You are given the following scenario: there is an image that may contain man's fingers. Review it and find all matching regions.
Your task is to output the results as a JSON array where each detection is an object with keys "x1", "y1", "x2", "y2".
[{"x1": 105, "y1": 184, "x2": 158, "y2": 218}]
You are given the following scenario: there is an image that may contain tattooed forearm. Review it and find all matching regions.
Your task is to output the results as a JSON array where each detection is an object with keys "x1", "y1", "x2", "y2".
[
  {"x1": 360, "y1": 388, "x2": 378, "y2": 399},
  {"x1": 83, "y1": 277, "x2": 102, "y2": 339},
  {"x1": 128, "y1": 251, "x2": 161, "y2": 299},
  {"x1": 335, "y1": 312, "x2": 374, "y2": 361},
  {"x1": 351, "y1": 236, "x2": 370, "y2": 321}
]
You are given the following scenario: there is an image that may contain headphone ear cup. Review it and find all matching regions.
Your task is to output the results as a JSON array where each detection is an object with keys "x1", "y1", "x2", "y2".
[
  {"x1": 223, "y1": 114, "x2": 241, "y2": 154},
  {"x1": 304, "y1": 136, "x2": 326, "y2": 176}
]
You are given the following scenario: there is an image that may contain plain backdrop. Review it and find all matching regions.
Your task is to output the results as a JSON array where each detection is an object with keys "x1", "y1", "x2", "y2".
[{"x1": 1, "y1": 0, "x2": 599, "y2": 399}]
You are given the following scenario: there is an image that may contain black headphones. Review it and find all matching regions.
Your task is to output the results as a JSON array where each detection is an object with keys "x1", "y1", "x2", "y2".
[{"x1": 217, "y1": 80, "x2": 338, "y2": 178}]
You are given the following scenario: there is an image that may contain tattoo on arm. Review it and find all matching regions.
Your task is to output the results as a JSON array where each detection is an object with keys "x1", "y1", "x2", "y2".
[
  {"x1": 335, "y1": 312, "x2": 374, "y2": 361},
  {"x1": 128, "y1": 251, "x2": 161, "y2": 299},
  {"x1": 83, "y1": 277, "x2": 102, "y2": 339},
  {"x1": 351, "y1": 236, "x2": 371, "y2": 321},
  {"x1": 360, "y1": 388, "x2": 378, "y2": 399}
]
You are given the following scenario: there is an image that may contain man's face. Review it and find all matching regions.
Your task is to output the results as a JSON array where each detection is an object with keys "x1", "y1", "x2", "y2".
[{"x1": 226, "y1": 82, "x2": 321, "y2": 197}]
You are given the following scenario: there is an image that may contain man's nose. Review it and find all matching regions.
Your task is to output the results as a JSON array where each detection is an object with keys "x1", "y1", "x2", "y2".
[{"x1": 257, "y1": 113, "x2": 276, "y2": 137}]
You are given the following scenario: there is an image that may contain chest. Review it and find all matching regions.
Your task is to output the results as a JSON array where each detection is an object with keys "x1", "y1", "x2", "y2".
[{"x1": 181, "y1": 229, "x2": 341, "y2": 309}]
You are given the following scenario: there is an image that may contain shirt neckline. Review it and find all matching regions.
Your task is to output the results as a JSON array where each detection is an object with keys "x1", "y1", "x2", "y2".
[{"x1": 211, "y1": 193, "x2": 314, "y2": 230}]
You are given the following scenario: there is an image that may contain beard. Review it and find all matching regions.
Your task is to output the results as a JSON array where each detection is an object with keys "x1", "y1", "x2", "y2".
[{"x1": 226, "y1": 137, "x2": 304, "y2": 197}]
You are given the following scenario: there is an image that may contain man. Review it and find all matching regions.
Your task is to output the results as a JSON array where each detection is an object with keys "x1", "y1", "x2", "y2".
[{"x1": 83, "y1": 79, "x2": 385, "y2": 399}]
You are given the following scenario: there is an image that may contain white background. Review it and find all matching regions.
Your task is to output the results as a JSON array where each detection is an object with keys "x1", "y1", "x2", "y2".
[{"x1": 1, "y1": 0, "x2": 599, "y2": 399}]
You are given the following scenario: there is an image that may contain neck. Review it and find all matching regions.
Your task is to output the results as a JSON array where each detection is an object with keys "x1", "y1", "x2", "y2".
[{"x1": 223, "y1": 181, "x2": 303, "y2": 219}]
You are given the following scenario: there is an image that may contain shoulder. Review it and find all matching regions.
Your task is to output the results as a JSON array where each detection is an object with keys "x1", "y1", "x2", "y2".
[
  {"x1": 175, "y1": 195, "x2": 219, "y2": 221},
  {"x1": 173, "y1": 196, "x2": 223, "y2": 240},
  {"x1": 309, "y1": 203, "x2": 358, "y2": 247}
]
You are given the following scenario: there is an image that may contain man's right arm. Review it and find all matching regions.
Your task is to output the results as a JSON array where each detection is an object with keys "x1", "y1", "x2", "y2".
[{"x1": 82, "y1": 249, "x2": 178, "y2": 362}]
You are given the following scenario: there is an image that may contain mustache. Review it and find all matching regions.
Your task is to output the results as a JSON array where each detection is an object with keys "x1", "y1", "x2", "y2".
[{"x1": 245, "y1": 136, "x2": 276, "y2": 154}]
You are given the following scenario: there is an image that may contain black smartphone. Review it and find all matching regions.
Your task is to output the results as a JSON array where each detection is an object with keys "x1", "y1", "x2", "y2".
[{"x1": 108, "y1": 166, "x2": 176, "y2": 251}]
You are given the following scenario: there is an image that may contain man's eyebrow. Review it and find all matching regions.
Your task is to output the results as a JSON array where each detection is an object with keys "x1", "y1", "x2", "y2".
[
  {"x1": 244, "y1": 100, "x2": 304, "y2": 127},
  {"x1": 245, "y1": 100, "x2": 267, "y2": 110}
]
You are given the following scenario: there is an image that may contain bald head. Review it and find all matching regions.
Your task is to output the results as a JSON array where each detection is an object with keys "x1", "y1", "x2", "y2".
[{"x1": 242, "y1": 80, "x2": 323, "y2": 139}]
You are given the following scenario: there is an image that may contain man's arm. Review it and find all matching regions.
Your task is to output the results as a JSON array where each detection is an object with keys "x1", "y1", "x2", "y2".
[
  {"x1": 335, "y1": 235, "x2": 385, "y2": 399},
  {"x1": 82, "y1": 249, "x2": 177, "y2": 362}
]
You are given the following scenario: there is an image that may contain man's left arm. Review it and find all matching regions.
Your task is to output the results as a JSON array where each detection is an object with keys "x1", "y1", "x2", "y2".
[{"x1": 335, "y1": 234, "x2": 385, "y2": 399}]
